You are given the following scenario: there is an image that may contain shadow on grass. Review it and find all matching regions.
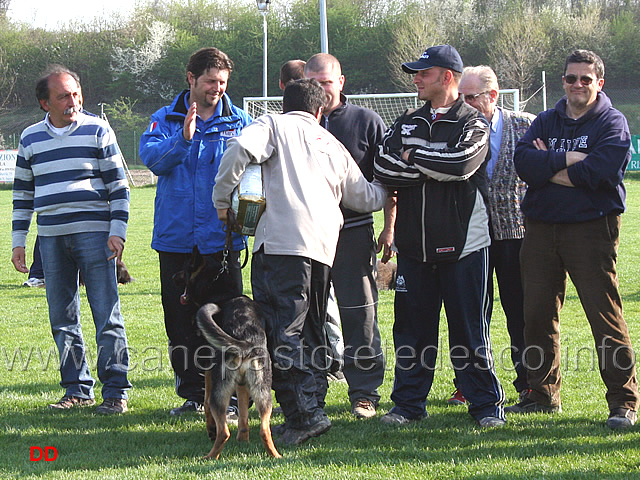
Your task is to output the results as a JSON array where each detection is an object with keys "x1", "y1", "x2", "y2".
[{"x1": 3, "y1": 392, "x2": 640, "y2": 479}]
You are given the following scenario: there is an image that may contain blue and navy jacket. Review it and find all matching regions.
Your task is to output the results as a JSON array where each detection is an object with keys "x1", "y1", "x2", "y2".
[
  {"x1": 139, "y1": 90, "x2": 252, "y2": 254},
  {"x1": 514, "y1": 91, "x2": 630, "y2": 224}
]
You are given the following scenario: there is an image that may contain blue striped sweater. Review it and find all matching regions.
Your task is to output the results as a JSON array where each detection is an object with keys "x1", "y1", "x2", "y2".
[{"x1": 12, "y1": 112, "x2": 129, "y2": 248}]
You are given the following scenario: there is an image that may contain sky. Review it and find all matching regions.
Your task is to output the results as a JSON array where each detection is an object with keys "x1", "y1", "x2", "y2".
[{"x1": 7, "y1": 0, "x2": 137, "y2": 30}]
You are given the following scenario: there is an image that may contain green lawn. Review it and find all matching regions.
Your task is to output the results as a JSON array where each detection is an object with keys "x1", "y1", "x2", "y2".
[{"x1": 1, "y1": 180, "x2": 640, "y2": 479}]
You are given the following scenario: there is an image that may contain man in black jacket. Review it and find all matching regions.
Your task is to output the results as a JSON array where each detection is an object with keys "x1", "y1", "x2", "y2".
[{"x1": 374, "y1": 44, "x2": 506, "y2": 427}]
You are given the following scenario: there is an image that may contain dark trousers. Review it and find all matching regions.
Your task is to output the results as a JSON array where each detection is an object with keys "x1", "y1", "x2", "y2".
[
  {"x1": 489, "y1": 237, "x2": 527, "y2": 393},
  {"x1": 390, "y1": 248, "x2": 505, "y2": 421},
  {"x1": 158, "y1": 250, "x2": 242, "y2": 403},
  {"x1": 251, "y1": 251, "x2": 330, "y2": 428},
  {"x1": 332, "y1": 224, "x2": 384, "y2": 405},
  {"x1": 520, "y1": 216, "x2": 639, "y2": 411}
]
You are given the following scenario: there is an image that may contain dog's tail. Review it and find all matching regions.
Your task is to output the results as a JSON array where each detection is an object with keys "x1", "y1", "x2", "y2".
[{"x1": 196, "y1": 303, "x2": 254, "y2": 355}]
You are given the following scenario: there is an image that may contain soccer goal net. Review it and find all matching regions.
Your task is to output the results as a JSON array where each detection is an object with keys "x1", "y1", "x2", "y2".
[{"x1": 243, "y1": 90, "x2": 520, "y2": 127}]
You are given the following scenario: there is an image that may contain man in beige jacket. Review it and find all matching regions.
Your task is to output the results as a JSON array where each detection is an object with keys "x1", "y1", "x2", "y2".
[{"x1": 213, "y1": 78, "x2": 387, "y2": 446}]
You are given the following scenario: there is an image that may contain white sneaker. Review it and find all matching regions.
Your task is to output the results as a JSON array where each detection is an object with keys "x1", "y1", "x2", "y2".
[
  {"x1": 23, "y1": 277, "x2": 45, "y2": 288},
  {"x1": 226, "y1": 405, "x2": 239, "y2": 426}
]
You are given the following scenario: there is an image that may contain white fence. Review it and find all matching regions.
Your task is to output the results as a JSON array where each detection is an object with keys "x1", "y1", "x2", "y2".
[{"x1": 244, "y1": 90, "x2": 521, "y2": 127}]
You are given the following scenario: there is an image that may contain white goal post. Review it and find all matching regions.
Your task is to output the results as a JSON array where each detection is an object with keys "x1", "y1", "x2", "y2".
[{"x1": 243, "y1": 90, "x2": 520, "y2": 127}]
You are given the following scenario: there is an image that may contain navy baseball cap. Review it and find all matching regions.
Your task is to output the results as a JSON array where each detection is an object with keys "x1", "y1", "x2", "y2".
[{"x1": 402, "y1": 44, "x2": 464, "y2": 74}]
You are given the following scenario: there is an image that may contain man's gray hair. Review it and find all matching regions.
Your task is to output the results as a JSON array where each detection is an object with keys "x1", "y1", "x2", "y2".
[{"x1": 462, "y1": 65, "x2": 499, "y2": 95}]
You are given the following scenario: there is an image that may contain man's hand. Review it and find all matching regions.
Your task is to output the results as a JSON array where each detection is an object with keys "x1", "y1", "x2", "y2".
[
  {"x1": 533, "y1": 137, "x2": 582, "y2": 187},
  {"x1": 550, "y1": 170, "x2": 575, "y2": 187},
  {"x1": 376, "y1": 196, "x2": 397, "y2": 263},
  {"x1": 217, "y1": 208, "x2": 230, "y2": 223},
  {"x1": 183, "y1": 102, "x2": 197, "y2": 141},
  {"x1": 376, "y1": 227, "x2": 395, "y2": 263},
  {"x1": 107, "y1": 236, "x2": 125, "y2": 263},
  {"x1": 533, "y1": 138, "x2": 547, "y2": 151},
  {"x1": 11, "y1": 246, "x2": 29, "y2": 273}
]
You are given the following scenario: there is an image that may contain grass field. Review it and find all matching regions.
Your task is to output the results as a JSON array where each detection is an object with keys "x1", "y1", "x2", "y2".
[{"x1": 1, "y1": 179, "x2": 640, "y2": 479}]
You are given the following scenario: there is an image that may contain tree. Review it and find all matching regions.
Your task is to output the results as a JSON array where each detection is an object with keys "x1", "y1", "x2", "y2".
[
  {"x1": 0, "y1": 0, "x2": 10, "y2": 22},
  {"x1": 0, "y1": 47, "x2": 16, "y2": 109},
  {"x1": 111, "y1": 20, "x2": 177, "y2": 99},
  {"x1": 385, "y1": 2, "x2": 442, "y2": 92},
  {"x1": 488, "y1": 7, "x2": 550, "y2": 97}
]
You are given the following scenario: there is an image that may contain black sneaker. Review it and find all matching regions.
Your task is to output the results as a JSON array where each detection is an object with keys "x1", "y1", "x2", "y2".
[
  {"x1": 606, "y1": 408, "x2": 637, "y2": 430},
  {"x1": 169, "y1": 400, "x2": 204, "y2": 416},
  {"x1": 504, "y1": 396, "x2": 561, "y2": 414},
  {"x1": 517, "y1": 388, "x2": 532, "y2": 403},
  {"x1": 96, "y1": 398, "x2": 128, "y2": 414},
  {"x1": 48, "y1": 395, "x2": 95, "y2": 410},
  {"x1": 277, "y1": 414, "x2": 331, "y2": 446},
  {"x1": 271, "y1": 422, "x2": 288, "y2": 437}
]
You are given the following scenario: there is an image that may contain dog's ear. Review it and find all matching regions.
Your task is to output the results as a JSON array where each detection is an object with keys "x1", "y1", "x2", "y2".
[{"x1": 172, "y1": 270, "x2": 186, "y2": 288}]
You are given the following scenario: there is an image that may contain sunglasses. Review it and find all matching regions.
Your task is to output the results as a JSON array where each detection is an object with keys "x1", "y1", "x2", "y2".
[
  {"x1": 563, "y1": 74, "x2": 597, "y2": 85},
  {"x1": 462, "y1": 91, "x2": 489, "y2": 102}
]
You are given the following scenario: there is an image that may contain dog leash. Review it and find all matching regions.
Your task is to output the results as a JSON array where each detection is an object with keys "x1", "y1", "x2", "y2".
[{"x1": 224, "y1": 211, "x2": 249, "y2": 271}]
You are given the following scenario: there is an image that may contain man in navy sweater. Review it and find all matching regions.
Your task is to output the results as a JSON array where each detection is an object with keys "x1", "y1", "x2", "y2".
[
  {"x1": 12, "y1": 65, "x2": 131, "y2": 414},
  {"x1": 305, "y1": 53, "x2": 395, "y2": 419},
  {"x1": 512, "y1": 49, "x2": 639, "y2": 429}
]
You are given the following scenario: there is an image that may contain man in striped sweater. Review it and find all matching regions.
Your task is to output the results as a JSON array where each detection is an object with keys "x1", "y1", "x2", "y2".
[{"x1": 11, "y1": 65, "x2": 131, "y2": 415}]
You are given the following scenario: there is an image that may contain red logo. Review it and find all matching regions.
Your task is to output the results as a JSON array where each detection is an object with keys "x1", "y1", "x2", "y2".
[
  {"x1": 149, "y1": 121, "x2": 158, "y2": 132},
  {"x1": 30, "y1": 446, "x2": 57, "y2": 461}
]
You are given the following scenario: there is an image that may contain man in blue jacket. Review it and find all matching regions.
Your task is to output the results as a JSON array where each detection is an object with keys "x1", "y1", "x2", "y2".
[
  {"x1": 511, "y1": 50, "x2": 639, "y2": 429},
  {"x1": 139, "y1": 47, "x2": 252, "y2": 417}
]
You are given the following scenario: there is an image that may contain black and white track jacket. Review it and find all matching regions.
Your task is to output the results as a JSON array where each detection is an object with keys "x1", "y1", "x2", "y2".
[{"x1": 374, "y1": 97, "x2": 491, "y2": 263}]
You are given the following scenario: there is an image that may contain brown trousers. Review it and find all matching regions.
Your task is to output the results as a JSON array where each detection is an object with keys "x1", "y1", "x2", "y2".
[{"x1": 520, "y1": 215, "x2": 638, "y2": 411}]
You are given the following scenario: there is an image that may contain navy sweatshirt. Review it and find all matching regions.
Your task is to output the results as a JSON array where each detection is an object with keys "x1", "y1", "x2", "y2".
[
  {"x1": 514, "y1": 91, "x2": 630, "y2": 223},
  {"x1": 321, "y1": 94, "x2": 386, "y2": 229}
]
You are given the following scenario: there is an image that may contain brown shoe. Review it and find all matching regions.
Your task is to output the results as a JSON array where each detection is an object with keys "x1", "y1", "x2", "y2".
[
  {"x1": 352, "y1": 398, "x2": 377, "y2": 419},
  {"x1": 96, "y1": 398, "x2": 128, "y2": 414},
  {"x1": 48, "y1": 395, "x2": 95, "y2": 410}
]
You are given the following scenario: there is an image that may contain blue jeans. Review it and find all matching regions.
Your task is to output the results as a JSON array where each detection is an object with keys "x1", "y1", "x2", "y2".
[{"x1": 40, "y1": 233, "x2": 131, "y2": 400}]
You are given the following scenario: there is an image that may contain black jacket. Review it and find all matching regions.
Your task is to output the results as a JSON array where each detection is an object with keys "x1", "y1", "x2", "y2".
[{"x1": 374, "y1": 97, "x2": 491, "y2": 263}]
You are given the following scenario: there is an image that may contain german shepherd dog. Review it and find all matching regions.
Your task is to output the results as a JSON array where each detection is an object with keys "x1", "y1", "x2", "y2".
[{"x1": 174, "y1": 247, "x2": 281, "y2": 460}]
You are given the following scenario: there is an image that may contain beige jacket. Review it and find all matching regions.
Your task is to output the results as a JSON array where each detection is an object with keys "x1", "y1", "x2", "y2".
[{"x1": 213, "y1": 111, "x2": 387, "y2": 267}]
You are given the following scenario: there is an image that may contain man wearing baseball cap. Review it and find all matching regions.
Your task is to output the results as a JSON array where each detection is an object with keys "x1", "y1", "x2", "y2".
[{"x1": 374, "y1": 44, "x2": 506, "y2": 427}]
